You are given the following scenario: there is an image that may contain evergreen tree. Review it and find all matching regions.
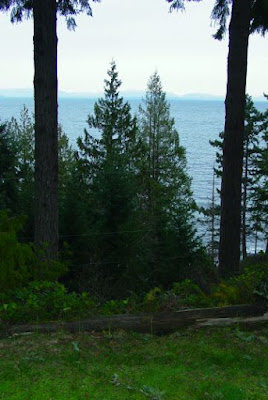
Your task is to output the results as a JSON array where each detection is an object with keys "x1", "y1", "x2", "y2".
[
  {"x1": 6, "y1": 107, "x2": 35, "y2": 236},
  {"x1": 72, "y1": 62, "x2": 139, "y2": 296},
  {"x1": 137, "y1": 72, "x2": 201, "y2": 287},
  {"x1": 249, "y1": 96, "x2": 268, "y2": 254},
  {"x1": 166, "y1": 0, "x2": 268, "y2": 277},
  {"x1": 210, "y1": 95, "x2": 267, "y2": 258},
  {"x1": 4, "y1": 107, "x2": 76, "y2": 242},
  {"x1": 0, "y1": 122, "x2": 18, "y2": 211},
  {"x1": 0, "y1": 0, "x2": 101, "y2": 257},
  {"x1": 198, "y1": 167, "x2": 220, "y2": 262}
]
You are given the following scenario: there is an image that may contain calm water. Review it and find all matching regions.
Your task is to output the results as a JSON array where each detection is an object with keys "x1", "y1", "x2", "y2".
[{"x1": 1, "y1": 96, "x2": 267, "y2": 221}]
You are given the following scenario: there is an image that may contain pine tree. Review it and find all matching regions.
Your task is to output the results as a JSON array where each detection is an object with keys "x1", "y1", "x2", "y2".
[{"x1": 74, "y1": 62, "x2": 139, "y2": 296}]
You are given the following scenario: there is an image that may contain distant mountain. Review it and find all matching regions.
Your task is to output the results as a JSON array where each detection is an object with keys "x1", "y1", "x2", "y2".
[
  {"x1": 59, "y1": 90, "x2": 146, "y2": 99},
  {"x1": 0, "y1": 88, "x2": 266, "y2": 103}
]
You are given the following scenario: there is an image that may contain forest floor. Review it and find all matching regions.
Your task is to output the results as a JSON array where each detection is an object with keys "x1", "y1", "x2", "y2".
[{"x1": 0, "y1": 326, "x2": 267, "y2": 400}]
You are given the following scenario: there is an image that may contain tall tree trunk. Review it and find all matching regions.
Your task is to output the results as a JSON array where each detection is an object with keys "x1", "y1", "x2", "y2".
[
  {"x1": 33, "y1": 0, "x2": 58, "y2": 256},
  {"x1": 218, "y1": 0, "x2": 251, "y2": 278}
]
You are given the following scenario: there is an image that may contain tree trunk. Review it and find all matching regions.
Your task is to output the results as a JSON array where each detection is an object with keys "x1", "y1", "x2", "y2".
[
  {"x1": 218, "y1": 0, "x2": 251, "y2": 278},
  {"x1": 33, "y1": 0, "x2": 58, "y2": 257},
  {"x1": 4, "y1": 304, "x2": 267, "y2": 336}
]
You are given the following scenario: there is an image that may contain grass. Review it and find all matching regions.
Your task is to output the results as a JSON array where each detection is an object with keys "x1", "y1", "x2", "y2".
[{"x1": 0, "y1": 326, "x2": 267, "y2": 399}]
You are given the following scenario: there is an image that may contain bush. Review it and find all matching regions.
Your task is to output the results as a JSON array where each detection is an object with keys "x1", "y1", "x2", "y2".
[
  {"x1": 172, "y1": 279, "x2": 212, "y2": 307},
  {"x1": 0, "y1": 211, "x2": 34, "y2": 291},
  {"x1": 0, "y1": 281, "x2": 97, "y2": 324},
  {"x1": 212, "y1": 260, "x2": 268, "y2": 306},
  {"x1": 0, "y1": 211, "x2": 68, "y2": 292},
  {"x1": 100, "y1": 299, "x2": 131, "y2": 315},
  {"x1": 142, "y1": 280, "x2": 212, "y2": 312}
]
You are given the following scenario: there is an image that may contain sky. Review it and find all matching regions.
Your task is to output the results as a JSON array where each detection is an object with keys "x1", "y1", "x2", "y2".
[{"x1": 0, "y1": 0, "x2": 267, "y2": 97}]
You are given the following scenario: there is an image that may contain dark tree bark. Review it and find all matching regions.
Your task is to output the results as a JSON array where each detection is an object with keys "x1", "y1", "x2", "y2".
[
  {"x1": 33, "y1": 0, "x2": 58, "y2": 256},
  {"x1": 218, "y1": 0, "x2": 251, "y2": 278}
]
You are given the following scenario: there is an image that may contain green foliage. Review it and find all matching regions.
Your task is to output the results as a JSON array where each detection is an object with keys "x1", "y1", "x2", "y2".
[
  {"x1": 69, "y1": 61, "x2": 140, "y2": 296},
  {"x1": 0, "y1": 211, "x2": 68, "y2": 292},
  {"x1": 0, "y1": 281, "x2": 97, "y2": 323},
  {"x1": 172, "y1": 279, "x2": 211, "y2": 306},
  {"x1": 0, "y1": 1, "x2": 101, "y2": 28},
  {"x1": 143, "y1": 287, "x2": 163, "y2": 312},
  {"x1": 211, "y1": 282, "x2": 241, "y2": 307},
  {"x1": 30, "y1": 243, "x2": 68, "y2": 282},
  {"x1": 100, "y1": 298, "x2": 130, "y2": 315},
  {"x1": 143, "y1": 280, "x2": 212, "y2": 312},
  {"x1": 168, "y1": 0, "x2": 268, "y2": 40},
  {"x1": 5, "y1": 107, "x2": 35, "y2": 236},
  {"x1": 0, "y1": 122, "x2": 18, "y2": 211},
  {"x1": 0, "y1": 211, "x2": 34, "y2": 291},
  {"x1": 6, "y1": 107, "x2": 76, "y2": 242},
  {"x1": 136, "y1": 71, "x2": 201, "y2": 288},
  {"x1": 209, "y1": 95, "x2": 268, "y2": 257},
  {"x1": 212, "y1": 259, "x2": 268, "y2": 305}
]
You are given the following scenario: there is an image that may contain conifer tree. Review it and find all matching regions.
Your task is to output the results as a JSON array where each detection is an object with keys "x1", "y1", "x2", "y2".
[
  {"x1": 249, "y1": 96, "x2": 268, "y2": 254},
  {"x1": 166, "y1": 0, "x2": 268, "y2": 276},
  {"x1": 0, "y1": 122, "x2": 18, "y2": 211},
  {"x1": 0, "y1": 0, "x2": 101, "y2": 257},
  {"x1": 137, "y1": 72, "x2": 200, "y2": 287},
  {"x1": 7, "y1": 107, "x2": 35, "y2": 237},
  {"x1": 210, "y1": 95, "x2": 267, "y2": 258},
  {"x1": 75, "y1": 62, "x2": 138, "y2": 295}
]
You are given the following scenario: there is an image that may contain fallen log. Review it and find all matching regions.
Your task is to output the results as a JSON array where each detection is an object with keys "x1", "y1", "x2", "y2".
[{"x1": 2, "y1": 304, "x2": 267, "y2": 336}]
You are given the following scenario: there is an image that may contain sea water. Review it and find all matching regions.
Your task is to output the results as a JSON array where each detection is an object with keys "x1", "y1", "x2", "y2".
[{"x1": 1, "y1": 97, "x2": 267, "y2": 251}]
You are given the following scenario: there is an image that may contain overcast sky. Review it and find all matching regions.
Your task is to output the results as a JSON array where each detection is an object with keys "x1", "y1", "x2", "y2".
[{"x1": 0, "y1": 0, "x2": 267, "y2": 96}]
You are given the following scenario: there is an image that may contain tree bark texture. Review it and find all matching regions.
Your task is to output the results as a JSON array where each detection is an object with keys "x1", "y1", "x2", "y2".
[
  {"x1": 219, "y1": 0, "x2": 251, "y2": 278},
  {"x1": 33, "y1": 0, "x2": 58, "y2": 256},
  {"x1": 3, "y1": 304, "x2": 267, "y2": 337}
]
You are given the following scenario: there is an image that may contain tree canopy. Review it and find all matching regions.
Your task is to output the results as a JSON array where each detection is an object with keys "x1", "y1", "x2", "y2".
[
  {"x1": 0, "y1": 0, "x2": 101, "y2": 28},
  {"x1": 166, "y1": 0, "x2": 268, "y2": 39}
]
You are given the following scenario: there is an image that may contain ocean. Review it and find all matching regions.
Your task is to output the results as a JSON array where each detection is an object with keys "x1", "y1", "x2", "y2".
[{"x1": 1, "y1": 96, "x2": 267, "y2": 250}]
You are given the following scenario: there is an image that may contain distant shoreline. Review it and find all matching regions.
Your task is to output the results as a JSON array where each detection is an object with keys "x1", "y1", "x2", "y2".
[{"x1": 0, "y1": 94, "x2": 267, "y2": 103}]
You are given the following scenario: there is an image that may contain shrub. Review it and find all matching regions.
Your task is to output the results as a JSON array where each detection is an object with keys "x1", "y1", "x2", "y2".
[
  {"x1": 171, "y1": 279, "x2": 212, "y2": 308},
  {"x1": 142, "y1": 280, "x2": 212, "y2": 312},
  {"x1": 143, "y1": 287, "x2": 163, "y2": 312},
  {"x1": 0, "y1": 211, "x2": 34, "y2": 291},
  {"x1": 0, "y1": 211, "x2": 68, "y2": 292},
  {"x1": 212, "y1": 260, "x2": 268, "y2": 305},
  {"x1": 100, "y1": 298, "x2": 131, "y2": 315},
  {"x1": 0, "y1": 281, "x2": 97, "y2": 324}
]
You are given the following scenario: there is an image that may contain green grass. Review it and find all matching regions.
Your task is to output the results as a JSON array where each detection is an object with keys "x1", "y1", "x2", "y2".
[{"x1": 0, "y1": 326, "x2": 267, "y2": 399}]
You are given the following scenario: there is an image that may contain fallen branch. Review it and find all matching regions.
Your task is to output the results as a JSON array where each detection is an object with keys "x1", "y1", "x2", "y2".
[{"x1": 1, "y1": 304, "x2": 267, "y2": 337}]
